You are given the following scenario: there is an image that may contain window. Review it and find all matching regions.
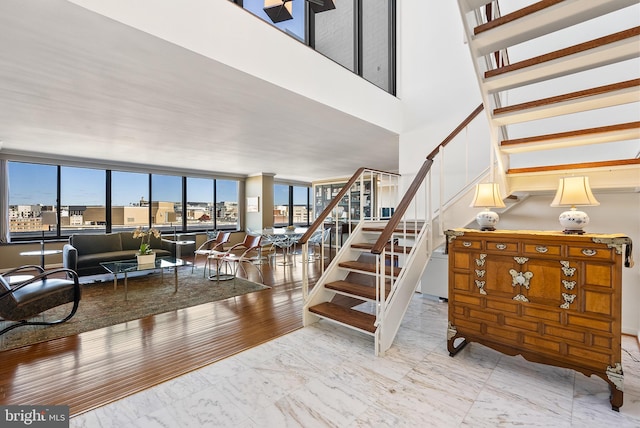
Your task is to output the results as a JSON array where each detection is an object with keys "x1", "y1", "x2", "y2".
[
  {"x1": 293, "y1": 185, "x2": 310, "y2": 225},
  {"x1": 151, "y1": 174, "x2": 182, "y2": 232},
  {"x1": 214, "y1": 179, "x2": 239, "y2": 231},
  {"x1": 111, "y1": 171, "x2": 149, "y2": 233},
  {"x1": 232, "y1": 0, "x2": 396, "y2": 95},
  {"x1": 273, "y1": 184, "x2": 289, "y2": 226},
  {"x1": 6, "y1": 160, "x2": 241, "y2": 240},
  {"x1": 242, "y1": 0, "x2": 306, "y2": 42},
  {"x1": 313, "y1": 0, "x2": 356, "y2": 72},
  {"x1": 274, "y1": 183, "x2": 310, "y2": 227},
  {"x1": 61, "y1": 166, "x2": 106, "y2": 234},
  {"x1": 187, "y1": 177, "x2": 215, "y2": 231},
  {"x1": 7, "y1": 162, "x2": 57, "y2": 238},
  {"x1": 362, "y1": 0, "x2": 394, "y2": 92}
]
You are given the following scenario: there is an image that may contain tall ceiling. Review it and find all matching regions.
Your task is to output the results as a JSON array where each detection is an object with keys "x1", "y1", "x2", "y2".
[{"x1": 0, "y1": 0, "x2": 399, "y2": 183}]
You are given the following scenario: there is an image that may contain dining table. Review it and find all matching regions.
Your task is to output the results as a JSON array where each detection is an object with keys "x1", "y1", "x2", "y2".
[{"x1": 261, "y1": 227, "x2": 307, "y2": 266}]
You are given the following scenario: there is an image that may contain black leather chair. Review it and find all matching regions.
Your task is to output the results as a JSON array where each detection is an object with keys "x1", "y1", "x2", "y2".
[{"x1": 0, "y1": 265, "x2": 81, "y2": 336}]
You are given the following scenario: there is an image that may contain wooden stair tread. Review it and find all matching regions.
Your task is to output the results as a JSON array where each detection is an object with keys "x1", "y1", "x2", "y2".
[
  {"x1": 507, "y1": 158, "x2": 640, "y2": 175},
  {"x1": 485, "y1": 27, "x2": 640, "y2": 80},
  {"x1": 471, "y1": 1, "x2": 639, "y2": 57},
  {"x1": 351, "y1": 242, "x2": 412, "y2": 253},
  {"x1": 339, "y1": 260, "x2": 402, "y2": 277},
  {"x1": 308, "y1": 302, "x2": 376, "y2": 334},
  {"x1": 475, "y1": 0, "x2": 562, "y2": 35},
  {"x1": 326, "y1": 280, "x2": 390, "y2": 301},
  {"x1": 362, "y1": 227, "x2": 421, "y2": 234},
  {"x1": 493, "y1": 79, "x2": 640, "y2": 125},
  {"x1": 500, "y1": 122, "x2": 640, "y2": 153}
]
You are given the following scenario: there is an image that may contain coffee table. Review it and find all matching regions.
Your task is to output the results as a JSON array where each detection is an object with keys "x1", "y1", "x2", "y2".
[{"x1": 100, "y1": 257, "x2": 189, "y2": 300}]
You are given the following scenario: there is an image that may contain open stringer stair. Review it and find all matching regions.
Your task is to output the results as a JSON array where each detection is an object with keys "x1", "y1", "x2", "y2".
[
  {"x1": 458, "y1": 0, "x2": 640, "y2": 193},
  {"x1": 303, "y1": 218, "x2": 430, "y2": 356}
]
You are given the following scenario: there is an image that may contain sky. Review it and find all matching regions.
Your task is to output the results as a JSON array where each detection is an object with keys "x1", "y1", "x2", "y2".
[{"x1": 8, "y1": 162, "x2": 238, "y2": 206}]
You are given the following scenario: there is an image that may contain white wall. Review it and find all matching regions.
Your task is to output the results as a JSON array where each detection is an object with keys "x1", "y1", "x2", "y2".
[
  {"x1": 396, "y1": 1, "x2": 483, "y2": 180},
  {"x1": 68, "y1": 0, "x2": 402, "y2": 134},
  {"x1": 498, "y1": 193, "x2": 640, "y2": 335}
]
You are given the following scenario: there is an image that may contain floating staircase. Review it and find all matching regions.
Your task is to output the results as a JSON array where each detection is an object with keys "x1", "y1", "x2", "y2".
[{"x1": 458, "y1": 0, "x2": 640, "y2": 193}]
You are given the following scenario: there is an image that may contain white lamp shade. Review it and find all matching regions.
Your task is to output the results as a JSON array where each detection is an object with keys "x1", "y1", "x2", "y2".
[
  {"x1": 550, "y1": 176, "x2": 600, "y2": 207},
  {"x1": 550, "y1": 176, "x2": 599, "y2": 234},
  {"x1": 470, "y1": 183, "x2": 506, "y2": 208}
]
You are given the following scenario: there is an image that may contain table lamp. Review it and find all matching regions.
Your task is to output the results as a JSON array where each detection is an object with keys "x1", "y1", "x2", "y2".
[
  {"x1": 470, "y1": 183, "x2": 506, "y2": 231},
  {"x1": 550, "y1": 176, "x2": 599, "y2": 234}
]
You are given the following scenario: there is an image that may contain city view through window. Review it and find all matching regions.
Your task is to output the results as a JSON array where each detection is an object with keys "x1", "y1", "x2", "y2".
[
  {"x1": 8, "y1": 162, "x2": 240, "y2": 237},
  {"x1": 8, "y1": 162, "x2": 311, "y2": 239}
]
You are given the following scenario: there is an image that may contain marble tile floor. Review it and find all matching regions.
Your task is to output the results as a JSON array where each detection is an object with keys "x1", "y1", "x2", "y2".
[{"x1": 71, "y1": 294, "x2": 640, "y2": 427}]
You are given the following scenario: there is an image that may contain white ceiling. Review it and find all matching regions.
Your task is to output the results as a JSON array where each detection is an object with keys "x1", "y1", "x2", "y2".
[{"x1": 0, "y1": 0, "x2": 399, "y2": 183}]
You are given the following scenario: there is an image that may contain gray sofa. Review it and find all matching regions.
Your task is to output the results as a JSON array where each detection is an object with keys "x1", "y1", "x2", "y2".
[{"x1": 63, "y1": 231, "x2": 175, "y2": 276}]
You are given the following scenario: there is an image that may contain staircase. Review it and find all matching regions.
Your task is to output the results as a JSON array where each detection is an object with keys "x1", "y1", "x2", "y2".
[
  {"x1": 300, "y1": 0, "x2": 639, "y2": 357},
  {"x1": 458, "y1": 0, "x2": 640, "y2": 193}
]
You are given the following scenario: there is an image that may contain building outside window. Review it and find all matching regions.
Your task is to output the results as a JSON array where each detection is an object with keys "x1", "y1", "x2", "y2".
[
  {"x1": 7, "y1": 162, "x2": 57, "y2": 238},
  {"x1": 6, "y1": 161, "x2": 240, "y2": 239},
  {"x1": 151, "y1": 174, "x2": 182, "y2": 232},
  {"x1": 111, "y1": 171, "x2": 149, "y2": 233}
]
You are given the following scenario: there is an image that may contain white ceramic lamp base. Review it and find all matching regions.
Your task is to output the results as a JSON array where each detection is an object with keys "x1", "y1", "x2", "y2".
[
  {"x1": 559, "y1": 208, "x2": 589, "y2": 234},
  {"x1": 476, "y1": 210, "x2": 500, "y2": 231}
]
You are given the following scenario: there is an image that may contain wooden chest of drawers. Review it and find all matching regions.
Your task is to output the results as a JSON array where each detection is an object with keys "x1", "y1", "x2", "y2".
[{"x1": 444, "y1": 229, "x2": 632, "y2": 410}]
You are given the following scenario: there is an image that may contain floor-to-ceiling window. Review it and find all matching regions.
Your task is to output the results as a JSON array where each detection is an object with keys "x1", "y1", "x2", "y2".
[
  {"x1": 241, "y1": 0, "x2": 306, "y2": 42},
  {"x1": 111, "y1": 171, "x2": 149, "y2": 233},
  {"x1": 274, "y1": 183, "x2": 310, "y2": 227},
  {"x1": 6, "y1": 160, "x2": 241, "y2": 240},
  {"x1": 230, "y1": 0, "x2": 396, "y2": 95},
  {"x1": 293, "y1": 185, "x2": 310, "y2": 225},
  {"x1": 151, "y1": 174, "x2": 182, "y2": 232},
  {"x1": 61, "y1": 166, "x2": 106, "y2": 234},
  {"x1": 215, "y1": 179, "x2": 239, "y2": 231},
  {"x1": 273, "y1": 183, "x2": 290, "y2": 227},
  {"x1": 186, "y1": 177, "x2": 215, "y2": 232},
  {"x1": 7, "y1": 162, "x2": 57, "y2": 239}
]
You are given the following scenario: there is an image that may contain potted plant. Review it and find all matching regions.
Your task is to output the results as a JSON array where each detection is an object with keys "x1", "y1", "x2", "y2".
[{"x1": 133, "y1": 227, "x2": 161, "y2": 265}]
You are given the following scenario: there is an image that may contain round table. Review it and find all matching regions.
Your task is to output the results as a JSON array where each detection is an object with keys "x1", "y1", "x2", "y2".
[{"x1": 19, "y1": 249, "x2": 63, "y2": 269}]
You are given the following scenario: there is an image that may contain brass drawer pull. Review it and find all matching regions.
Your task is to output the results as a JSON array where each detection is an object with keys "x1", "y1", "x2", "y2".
[
  {"x1": 582, "y1": 249, "x2": 597, "y2": 257},
  {"x1": 496, "y1": 243, "x2": 507, "y2": 250},
  {"x1": 536, "y1": 246, "x2": 548, "y2": 253},
  {"x1": 463, "y1": 241, "x2": 472, "y2": 247}
]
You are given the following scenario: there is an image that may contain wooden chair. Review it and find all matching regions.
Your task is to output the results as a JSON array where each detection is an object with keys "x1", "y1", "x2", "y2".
[
  {"x1": 221, "y1": 234, "x2": 264, "y2": 283},
  {"x1": 0, "y1": 265, "x2": 81, "y2": 336},
  {"x1": 193, "y1": 232, "x2": 231, "y2": 276}
]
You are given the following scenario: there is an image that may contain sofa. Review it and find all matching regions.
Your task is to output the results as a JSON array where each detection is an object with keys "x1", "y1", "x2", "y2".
[{"x1": 63, "y1": 231, "x2": 175, "y2": 276}]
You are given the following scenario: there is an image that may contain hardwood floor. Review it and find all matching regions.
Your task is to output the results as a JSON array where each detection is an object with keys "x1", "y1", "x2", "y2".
[{"x1": 0, "y1": 258, "x2": 322, "y2": 416}]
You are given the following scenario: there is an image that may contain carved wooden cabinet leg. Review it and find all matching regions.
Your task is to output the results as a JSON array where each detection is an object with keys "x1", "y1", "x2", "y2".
[
  {"x1": 447, "y1": 322, "x2": 468, "y2": 356},
  {"x1": 606, "y1": 363, "x2": 624, "y2": 411}
]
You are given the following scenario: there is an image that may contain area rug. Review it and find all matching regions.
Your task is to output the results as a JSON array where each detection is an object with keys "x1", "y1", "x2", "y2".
[{"x1": 0, "y1": 270, "x2": 270, "y2": 352}]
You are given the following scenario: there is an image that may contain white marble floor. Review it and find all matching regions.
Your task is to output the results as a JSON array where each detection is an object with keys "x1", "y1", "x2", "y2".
[{"x1": 71, "y1": 294, "x2": 640, "y2": 427}]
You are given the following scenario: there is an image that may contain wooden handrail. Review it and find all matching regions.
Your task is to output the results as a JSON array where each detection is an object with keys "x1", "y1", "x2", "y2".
[
  {"x1": 370, "y1": 159, "x2": 433, "y2": 254},
  {"x1": 298, "y1": 168, "x2": 400, "y2": 244},
  {"x1": 426, "y1": 104, "x2": 484, "y2": 160},
  {"x1": 372, "y1": 104, "x2": 485, "y2": 254}
]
